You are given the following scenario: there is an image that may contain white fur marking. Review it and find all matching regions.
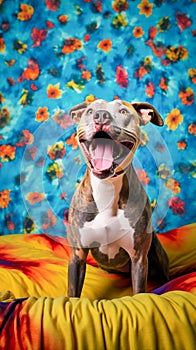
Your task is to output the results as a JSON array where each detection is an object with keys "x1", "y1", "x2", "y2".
[{"x1": 79, "y1": 173, "x2": 135, "y2": 259}]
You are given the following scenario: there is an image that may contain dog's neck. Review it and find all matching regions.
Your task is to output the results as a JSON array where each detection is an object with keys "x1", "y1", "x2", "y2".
[{"x1": 90, "y1": 172, "x2": 124, "y2": 216}]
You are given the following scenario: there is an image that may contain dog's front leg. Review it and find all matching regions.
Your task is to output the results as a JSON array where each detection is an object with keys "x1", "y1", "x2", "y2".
[
  {"x1": 68, "y1": 248, "x2": 88, "y2": 297},
  {"x1": 131, "y1": 233, "x2": 152, "y2": 294},
  {"x1": 131, "y1": 255, "x2": 148, "y2": 294}
]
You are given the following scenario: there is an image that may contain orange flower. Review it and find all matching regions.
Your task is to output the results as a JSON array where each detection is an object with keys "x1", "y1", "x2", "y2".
[
  {"x1": 138, "y1": 66, "x2": 148, "y2": 79},
  {"x1": 179, "y1": 87, "x2": 194, "y2": 106},
  {"x1": 47, "y1": 83, "x2": 63, "y2": 99},
  {"x1": 42, "y1": 210, "x2": 57, "y2": 230},
  {"x1": 157, "y1": 163, "x2": 170, "y2": 180},
  {"x1": 165, "y1": 108, "x2": 183, "y2": 130},
  {"x1": 133, "y1": 27, "x2": 145, "y2": 38},
  {"x1": 17, "y1": 4, "x2": 34, "y2": 21},
  {"x1": 18, "y1": 59, "x2": 40, "y2": 82},
  {"x1": 145, "y1": 82, "x2": 155, "y2": 98},
  {"x1": 66, "y1": 132, "x2": 78, "y2": 149},
  {"x1": 58, "y1": 15, "x2": 68, "y2": 24},
  {"x1": 136, "y1": 169, "x2": 150, "y2": 185},
  {"x1": 112, "y1": 0, "x2": 129, "y2": 12},
  {"x1": 26, "y1": 191, "x2": 45, "y2": 205},
  {"x1": 138, "y1": 0, "x2": 153, "y2": 17},
  {"x1": 98, "y1": 39, "x2": 112, "y2": 52},
  {"x1": 0, "y1": 38, "x2": 6, "y2": 52},
  {"x1": 165, "y1": 179, "x2": 181, "y2": 194},
  {"x1": 35, "y1": 106, "x2": 50, "y2": 121},
  {"x1": 188, "y1": 123, "x2": 196, "y2": 136},
  {"x1": 159, "y1": 77, "x2": 168, "y2": 91},
  {"x1": 82, "y1": 70, "x2": 91, "y2": 80},
  {"x1": 0, "y1": 144, "x2": 16, "y2": 162},
  {"x1": 62, "y1": 38, "x2": 82, "y2": 54},
  {"x1": 177, "y1": 140, "x2": 187, "y2": 150},
  {"x1": 0, "y1": 189, "x2": 11, "y2": 208}
]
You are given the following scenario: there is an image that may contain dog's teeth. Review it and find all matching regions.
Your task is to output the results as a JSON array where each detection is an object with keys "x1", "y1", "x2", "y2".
[
  {"x1": 89, "y1": 143, "x2": 95, "y2": 155},
  {"x1": 114, "y1": 144, "x2": 123, "y2": 160}
]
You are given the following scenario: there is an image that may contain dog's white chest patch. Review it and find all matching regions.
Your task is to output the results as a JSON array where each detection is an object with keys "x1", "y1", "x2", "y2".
[
  {"x1": 79, "y1": 173, "x2": 135, "y2": 259},
  {"x1": 80, "y1": 210, "x2": 134, "y2": 259}
]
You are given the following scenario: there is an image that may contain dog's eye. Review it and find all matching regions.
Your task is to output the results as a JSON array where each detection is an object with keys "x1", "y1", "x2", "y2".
[
  {"x1": 87, "y1": 108, "x2": 93, "y2": 115},
  {"x1": 120, "y1": 109, "x2": 129, "y2": 115}
]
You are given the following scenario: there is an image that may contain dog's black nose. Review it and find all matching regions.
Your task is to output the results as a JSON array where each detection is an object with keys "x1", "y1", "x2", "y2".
[{"x1": 94, "y1": 110, "x2": 112, "y2": 124}]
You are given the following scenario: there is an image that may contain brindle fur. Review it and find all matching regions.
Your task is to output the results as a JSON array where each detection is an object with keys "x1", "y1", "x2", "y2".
[{"x1": 67, "y1": 100, "x2": 169, "y2": 297}]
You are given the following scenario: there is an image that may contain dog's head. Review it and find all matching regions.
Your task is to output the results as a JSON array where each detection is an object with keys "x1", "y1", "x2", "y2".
[{"x1": 70, "y1": 99, "x2": 163, "y2": 179}]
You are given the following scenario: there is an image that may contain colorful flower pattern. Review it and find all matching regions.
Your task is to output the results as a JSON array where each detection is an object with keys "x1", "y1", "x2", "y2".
[{"x1": 0, "y1": 0, "x2": 195, "y2": 236}]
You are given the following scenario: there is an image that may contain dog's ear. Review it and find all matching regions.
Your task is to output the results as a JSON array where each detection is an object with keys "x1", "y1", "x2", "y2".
[
  {"x1": 132, "y1": 102, "x2": 164, "y2": 126},
  {"x1": 70, "y1": 102, "x2": 88, "y2": 123}
]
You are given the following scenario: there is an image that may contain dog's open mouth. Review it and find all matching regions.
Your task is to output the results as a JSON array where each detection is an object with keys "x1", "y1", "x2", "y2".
[{"x1": 80, "y1": 131, "x2": 135, "y2": 177}]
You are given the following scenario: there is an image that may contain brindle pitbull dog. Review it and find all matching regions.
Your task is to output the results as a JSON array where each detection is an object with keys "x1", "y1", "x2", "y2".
[{"x1": 67, "y1": 99, "x2": 169, "y2": 297}]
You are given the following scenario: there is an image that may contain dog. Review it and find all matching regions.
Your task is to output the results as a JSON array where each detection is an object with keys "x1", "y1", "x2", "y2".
[{"x1": 67, "y1": 99, "x2": 169, "y2": 297}]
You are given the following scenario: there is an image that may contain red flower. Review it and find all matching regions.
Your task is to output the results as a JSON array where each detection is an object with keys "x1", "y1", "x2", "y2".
[
  {"x1": 176, "y1": 12, "x2": 192, "y2": 32},
  {"x1": 31, "y1": 28, "x2": 48, "y2": 47},
  {"x1": 145, "y1": 82, "x2": 155, "y2": 98},
  {"x1": 168, "y1": 197, "x2": 185, "y2": 216},
  {"x1": 116, "y1": 65, "x2": 129, "y2": 88},
  {"x1": 45, "y1": 0, "x2": 60, "y2": 11}
]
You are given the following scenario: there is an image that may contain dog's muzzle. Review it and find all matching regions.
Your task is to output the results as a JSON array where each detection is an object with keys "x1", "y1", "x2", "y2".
[{"x1": 77, "y1": 122, "x2": 139, "y2": 178}]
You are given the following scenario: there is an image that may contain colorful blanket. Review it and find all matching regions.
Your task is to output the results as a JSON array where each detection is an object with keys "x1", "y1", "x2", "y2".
[{"x1": 0, "y1": 224, "x2": 195, "y2": 349}]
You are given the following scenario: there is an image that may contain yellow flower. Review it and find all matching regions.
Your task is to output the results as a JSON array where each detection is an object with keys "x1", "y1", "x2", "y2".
[
  {"x1": 112, "y1": 13, "x2": 128, "y2": 28},
  {"x1": 165, "y1": 108, "x2": 183, "y2": 130},
  {"x1": 85, "y1": 94, "x2": 97, "y2": 103},
  {"x1": 14, "y1": 40, "x2": 27, "y2": 54},
  {"x1": 0, "y1": 38, "x2": 6, "y2": 52},
  {"x1": 188, "y1": 68, "x2": 196, "y2": 83},
  {"x1": 157, "y1": 164, "x2": 170, "y2": 179},
  {"x1": 47, "y1": 83, "x2": 63, "y2": 99},
  {"x1": 138, "y1": 0, "x2": 154, "y2": 17},
  {"x1": 66, "y1": 80, "x2": 84, "y2": 92},
  {"x1": 165, "y1": 179, "x2": 181, "y2": 194},
  {"x1": 140, "y1": 130, "x2": 149, "y2": 146},
  {"x1": 166, "y1": 46, "x2": 188, "y2": 62}
]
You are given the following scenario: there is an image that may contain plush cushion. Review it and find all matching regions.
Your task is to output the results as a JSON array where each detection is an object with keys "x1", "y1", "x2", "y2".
[{"x1": 0, "y1": 224, "x2": 195, "y2": 350}]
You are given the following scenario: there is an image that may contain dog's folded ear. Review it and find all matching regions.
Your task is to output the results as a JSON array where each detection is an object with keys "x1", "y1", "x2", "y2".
[
  {"x1": 70, "y1": 102, "x2": 88, "y2": 123},
  {"x1": 132, "y1": 102, "x2": 164, "y2": 126}
]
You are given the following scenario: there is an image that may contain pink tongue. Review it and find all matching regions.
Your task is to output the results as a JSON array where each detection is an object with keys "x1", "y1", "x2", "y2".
[{"x1": 92, "y1": 141, "x2": 113, "y2": 172}]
